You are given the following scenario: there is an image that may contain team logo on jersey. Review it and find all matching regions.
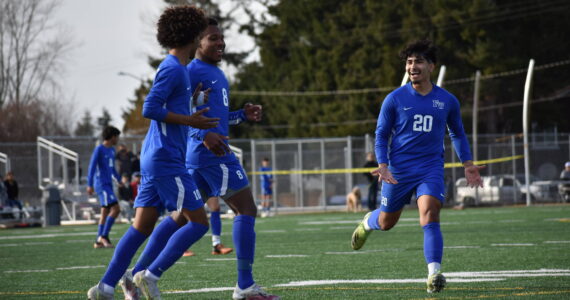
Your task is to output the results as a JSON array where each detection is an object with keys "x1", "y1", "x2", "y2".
[
  {"x1": 381, "y1": 196, "x2": 388, "y2": 206},
  {"x1": 432, "y1": 100, "x2": 445, "y2": 109}
]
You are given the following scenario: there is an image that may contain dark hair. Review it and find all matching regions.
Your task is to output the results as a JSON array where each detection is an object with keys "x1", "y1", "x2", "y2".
[
  {"x1": 399, "y1": 39, "x2": 437, "y2": 64},
  {"x1": 262, "y1": 157, "x2": 270, "y2": 162},
  {"x1": 156, "y1": 5, "x2": 208, "y2": 49},
  {"x1": 102, "y1": 126, "x2": 120, "y2": 140}
]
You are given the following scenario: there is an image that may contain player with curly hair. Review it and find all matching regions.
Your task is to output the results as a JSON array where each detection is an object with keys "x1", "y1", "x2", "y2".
[{"x1": 87, "y1": 5, "x2": 219, "y2": 300}]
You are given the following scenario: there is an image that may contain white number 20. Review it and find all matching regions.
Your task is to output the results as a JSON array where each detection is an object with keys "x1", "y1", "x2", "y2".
[{"x1": 412, "y1": 114, "x2": 433, "y2": 132}]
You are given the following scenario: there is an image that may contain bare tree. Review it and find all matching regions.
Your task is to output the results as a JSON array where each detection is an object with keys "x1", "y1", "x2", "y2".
[{"x1": 0, "y1": 0, "x2": 75, "y2": 140}]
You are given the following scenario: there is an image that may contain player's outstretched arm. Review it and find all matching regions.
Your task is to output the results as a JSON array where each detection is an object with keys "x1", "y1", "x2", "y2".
[
  {"x1": 464, "y1": 160, "x2": 485, "y2": 188},
  {"x1": 371, "y1": 164, "x2": 398, "y2": 184},
  {"x1": 244, "y1": 103, "x2": 262, "y2": 122}
]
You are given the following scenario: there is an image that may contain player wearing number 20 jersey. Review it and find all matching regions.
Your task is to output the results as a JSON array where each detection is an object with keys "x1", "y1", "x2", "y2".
[{"x1": 375, "y1": 82, "x2": 472, "y2": 211}]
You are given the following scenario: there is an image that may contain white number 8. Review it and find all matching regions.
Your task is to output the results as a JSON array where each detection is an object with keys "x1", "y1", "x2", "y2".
[{"x1": 236, "y1": 170, "x2": 244, "y2": 180}]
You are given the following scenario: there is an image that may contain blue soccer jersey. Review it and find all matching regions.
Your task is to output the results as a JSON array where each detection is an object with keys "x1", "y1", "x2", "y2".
[
  {"x1": 375, "y1": 82, "x2": 472, "y2": 175},
  {"x1": 87, "y1": 144, "x2": 120, "y2": 189},
  {"x1": 186, "y1": 58, "x2": 246, "y2": 169},
  {"x1": 140, "y1": 54, "x2": 193, "y2": 177}
]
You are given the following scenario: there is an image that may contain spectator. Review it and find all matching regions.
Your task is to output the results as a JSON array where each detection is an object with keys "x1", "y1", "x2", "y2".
[
  {"x1": 4, "y1": 171, "x2": 23, "y2": 218},
  {"x1": 115, "y1": 144, "x2": 136, "y2": 180},
  {"x1": 130, "y1": 172, "x2": 141, "y2": 200},
  {"x1": 131, "y1": 151, "x2": 141, "y2": 174},
  {"x1": 561, "y1": 162, "x2": 570, "y2": 180},
  {"x1": 363, "y1": 152, "x2": 379, "y2": 211},
  {"x1": 0, "y1": 173, "x2": 7, "y2": 208},
  {"x1": 118, "y1": 173, "x2": 134, "y2": 223}
]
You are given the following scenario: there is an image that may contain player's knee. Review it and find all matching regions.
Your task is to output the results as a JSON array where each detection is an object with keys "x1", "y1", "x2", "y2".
[{"x1": 379, "y1": 221, "x2": 396, "y2": 231}]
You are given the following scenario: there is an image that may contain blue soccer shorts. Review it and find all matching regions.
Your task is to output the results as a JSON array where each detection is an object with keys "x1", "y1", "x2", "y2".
[
  {"x1": 380, "y1": 171, "x2": 445, "y2": 213},
  {"x1": 188, "y1": 161, "x2": 249, "y2": 201},
  {"x1": 134, "y1": 173, "x2": 203, "y2": 212},
  {"x1": 96, "y1": 184, "x2": 118, "y2": 207}
]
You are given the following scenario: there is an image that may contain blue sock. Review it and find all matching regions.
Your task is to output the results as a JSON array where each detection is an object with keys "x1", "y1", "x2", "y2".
[
  {"x1": 211, "y1": 211, "x2": 221, "y2": 237},
  {"x1": 101, "y1": 227, "x2": 147, "y2": 287},
  {"x1": 132, "y1": 216, "x2": 179, "y2": 276},
  {"x1": 147, "y1": 222, "x2": 208, "y2": 277},
  {"x1": 97, "y1": 224, "x2": 104, "y2": 238},
  {"x1": 422, "y1": 222, "x2": 443, "y2": 264},
  {"x1": 233, "y1": 215, "x2": 256, "y2": 289},
  {"x1": 102, "y1": 216, "x2": 116, "y2": 237},
  {"x1": 367, "y1": 209, "x2": 382, "y2": 230}
]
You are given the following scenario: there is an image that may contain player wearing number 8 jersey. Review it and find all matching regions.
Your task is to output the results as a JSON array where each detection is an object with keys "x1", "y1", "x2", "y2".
[
  {"x1": 351, "y1": 40, "x2": 485, "y2": 294},
  {"x1": 186, "y1": 18, "x2": 279, "y2": 300}
]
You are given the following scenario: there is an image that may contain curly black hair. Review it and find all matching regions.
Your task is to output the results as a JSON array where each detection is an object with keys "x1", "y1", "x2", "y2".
[
  {"x1": 156, "y1": 5, "x2": 208, "y2": 49},
  {"x1": 399, "y1": 39, "x2": 437, "y2": 64},
  {"x1": 102, "y1": 126, "x2": 120, "y2": 140}
]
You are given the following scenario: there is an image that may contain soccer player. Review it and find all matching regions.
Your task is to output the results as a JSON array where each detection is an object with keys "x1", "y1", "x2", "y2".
[
  {"x1": 87, "y1": 126, "x2": 122, "y2": 249},
  {"x1": 351, "y1": 40, "x2": 484, "y2": 293},
  {"x1": 186, "y1": 18, "x2": 279, "y2": 300},
  {"x1": 259, "y1": 158, "x2": 273, "y2": 217},
  {"x1": 87, "y1": 6, "x2": 219, "y2": 300}
]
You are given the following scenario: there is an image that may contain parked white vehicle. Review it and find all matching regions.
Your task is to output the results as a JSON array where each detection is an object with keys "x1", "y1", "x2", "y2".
[{"x1": 455, "y1": 175, "x2": 522, "y2": 205}]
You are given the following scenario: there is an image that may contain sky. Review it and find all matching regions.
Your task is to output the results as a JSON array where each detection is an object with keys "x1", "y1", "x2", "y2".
[{"x1": 54, "y1": 0, "x2": 260, "y2": 132}]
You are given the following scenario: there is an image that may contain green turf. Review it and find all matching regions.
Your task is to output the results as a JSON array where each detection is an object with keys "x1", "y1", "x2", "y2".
[{"x1": 0, "y1": 205, "x2": 569, "y2": 299}]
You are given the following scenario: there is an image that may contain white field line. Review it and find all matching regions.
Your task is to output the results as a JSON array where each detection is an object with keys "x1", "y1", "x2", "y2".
[
  {"x1": 23, "y1": 242, "x2": 53, "y2": 245},
  {"x1": 275, "y1": 278, "x2": 505, "y2": 287},
  {"x1": 164, "y1": 287, "x2": 235, "y2": 294},
  {"x1": 294, "y1": 228, "x2": 322, "y2": 231},
  {"x1": 325, "y1": 249, "x2": 402, "y2": 255},
  {"x1": 65, "y1": 239, "x2": 95, "y2": 243},
  {"x1": 4, "y1": 269, "x2": 49, "y2": 273},
  {"x1": 266, "y1": 255, "x2": 308, "y2": 258},
  {"x1": 491, "y1": 243, "x2": 535, "y2": 246},
  {"x1": 544, "y1": 240, "x2": 570, "y2": 243},
  {"x1": 0, "y1": 244, "x2": 18, "y2": 247},
  {"x1": 257, "y1": 230, "x2": 287, "y2": 233},
  {"x1": 445, "y1": 246, "x2": 481, "y2": 249},
  {"x1": 300, "y1": 218, "x2": 418, "y2": 225},
  {"x1": 205, "y1": 258, "x2": 236, "y2": 261},
  {"x1": 0, "y1": 232, "x2": 99, "y2": 240},
  {"x1": 56, "y1": 265, "x2": 105, "y2": 270}
]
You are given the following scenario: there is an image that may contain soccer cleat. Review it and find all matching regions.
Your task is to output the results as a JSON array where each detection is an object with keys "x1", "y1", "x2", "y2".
[
  {"x1": 87, "y1": 284, "x2": 114, "y2": 300},
  {"x1": 426, "y1": 272, "x2": 446, "y2": 293},
  {"x1": 93, "y1": 241, "x2": 105, "y2": 249},
  {"x1": 119, "y1": 270, "x2": 140, "y2": 300},
  {"x1": 351, "y1": 212, "x2": 372, "y2": 250},
  {"x1": 232, "y1": 283, "x2": 280, "y2": 300},
  {"x1": 182, "y1": 250, "x2": 195, "y2": 257},
  {"x1": 99, "y1": 236, "x2": 114, "y2": 248},
  {"x1": 212, "y1": 244, "x2": 233, "y2": 255},
  {"x1": 133, "y1": 271, "x2": 161, "y2": 300}
]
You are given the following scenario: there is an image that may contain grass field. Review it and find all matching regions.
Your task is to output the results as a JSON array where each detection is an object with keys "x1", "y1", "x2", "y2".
[{"x1": 0, "y1": 205, "x2": 569, "y2": 299}]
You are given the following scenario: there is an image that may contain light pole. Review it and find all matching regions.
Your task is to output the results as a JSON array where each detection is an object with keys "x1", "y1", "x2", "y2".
[{"x1": 117, "y1": 71, "x2": 145, "y2": 82}]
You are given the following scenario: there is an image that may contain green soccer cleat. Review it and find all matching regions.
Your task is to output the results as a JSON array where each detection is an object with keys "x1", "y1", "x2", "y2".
[
  {"x1": 351, "y1": 212, "x2": 372, "y2": 250},
  {"x1": 87, "y1": 284, "x2": 114, "y2": 300},
  {"x1": 133, "y1": 271, "x2": 161, "y2": 300},
  {"x1": 426, "y1": 272, "x2": 446, "y2": 293}
]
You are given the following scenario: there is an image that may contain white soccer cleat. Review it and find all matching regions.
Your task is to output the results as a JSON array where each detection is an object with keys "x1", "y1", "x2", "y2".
[
  {"x1": 119, "y1": 270, "x2": 140, "y2": 300},
  {"x1": 87, "y1": 284, "x2": 114, "y2": 300},
  {"x1": 133, "y1": 271, "x2": 161, "y2": 300},
  {"x1": 426, "y1": 272, "x2": 446, "y2": 293},
  {"x1": 232, "y1": 283, "x2": 280, "y2": 300}
]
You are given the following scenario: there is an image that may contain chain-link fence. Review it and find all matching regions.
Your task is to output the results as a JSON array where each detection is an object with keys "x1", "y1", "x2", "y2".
[{"x1": 1, "y1": 133, "x2": 568, "y2": 212}]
